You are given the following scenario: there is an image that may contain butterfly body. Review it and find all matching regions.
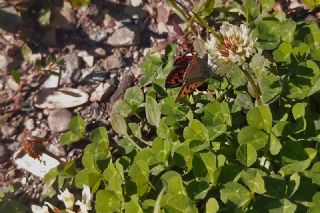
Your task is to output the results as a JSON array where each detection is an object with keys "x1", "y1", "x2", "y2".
[{"x1": 165, "y1": 55, "x2": 212, "y2": 101}]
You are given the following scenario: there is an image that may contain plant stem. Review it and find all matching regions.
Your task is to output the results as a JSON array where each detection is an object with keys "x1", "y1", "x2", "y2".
[{"x1": 240, "y1": 68, "x2": 262, "y2": 105}]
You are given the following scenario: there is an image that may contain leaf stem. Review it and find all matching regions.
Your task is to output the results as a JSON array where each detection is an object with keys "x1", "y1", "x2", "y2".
[{"x1": 240, "y1": 68, "x2": 262, "y2": 105}]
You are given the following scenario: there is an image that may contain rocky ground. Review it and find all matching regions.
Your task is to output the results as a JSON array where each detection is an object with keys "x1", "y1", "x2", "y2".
[{"x1": 0, "y1": 0, "x2": 318, "y2": 206}]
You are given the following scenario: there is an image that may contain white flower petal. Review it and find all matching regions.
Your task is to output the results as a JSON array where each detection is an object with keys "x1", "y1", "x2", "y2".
[
  {"x1": 31, "y1": 205, "x2": 49, "y2": 213},
  {"x1": 57, "y1": 189, "x2": 75, "y2": 210},
  {"x1": 75, "y1": 200, "x2": 89, "y2": 213},
  {"x1": 82, "y1": 185, "x2": 92, "y2": 210}
]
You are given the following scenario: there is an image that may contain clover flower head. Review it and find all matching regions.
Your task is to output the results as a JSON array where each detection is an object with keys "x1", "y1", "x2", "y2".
[
  {"x1": 206, "y1": 23, "x2": 256, "y2": 67},
  {"x1": 57, "y1": 188, "x2": 75, "y2": 210}
]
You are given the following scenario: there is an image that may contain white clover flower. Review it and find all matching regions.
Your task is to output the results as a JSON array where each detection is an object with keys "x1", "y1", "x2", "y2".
[
  {"x1": 206, "y1": 23, "x2": 256, "y2": 67},
  {"x1": 31, "y1": 205, "x2": 49, "y2": 213},
  {"x1": 57, "y1": 188, "x2": 75, "y2": 210},
  {"x1": 75, "y1": 185, "x2": 92, "y2": 213}
]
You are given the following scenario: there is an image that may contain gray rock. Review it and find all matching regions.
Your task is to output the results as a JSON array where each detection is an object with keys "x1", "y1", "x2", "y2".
[
  {"x1": 90, "y1": 82, "x2": 113, "y2": 102},
  {"x1": 103, "y1": 52, "x2": 124, "y2": 71},
  {"x1": 1, "y1": 125, "x2": 15, "y2": 138},
  {"x1": 48, "y1": 109, "x2": 72, "y2": 133},
  {"x1": 60, "y1": 52, "x2": 80, "y2": 85},
  {"x1": 94, "y1": 48, "x2": 106, "y2": 57},
  {"x1": 89, "y1": 29, "x2": 109, "y2": 42},
  {"x1": 107, "y1": 26, "x2": 140, "y2": 46}
]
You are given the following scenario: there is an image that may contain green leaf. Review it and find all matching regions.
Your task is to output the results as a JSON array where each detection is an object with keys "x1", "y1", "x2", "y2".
[
  {"x1": 112, "y1": 99, "x2": 132, "y2": 117},
  {"x1": 91, "y1": 127, "x2": 109, "y2": 150},
  {"x1": 69, "y1": 115, "x2": 86, "y2": 136},
  {"x1": 292, "y1": 103, "x2": 307, "y2": 120},
  {"x1": 257, "y1": 70, "x2": 281, "y2": 104},
  {"x1": 103, "y1": 163, "x2": 123, "y2": 199},
  {"x1": 124, "y1": 195, "x2": 143, "y2": 213},
  {"x1": 280, "y1": 20, "x2": 296, "y2": 43},
  {"x1": 247, "y1": 105, "x2": 272, "y2": 132},
  {"x1": 257, "y1": 18, "x2": 280, "y2": 50},
  {"x1": 242, "y1": 0, "x2": 260, "y2": 20},
  {"x1": 193, "y1": 0, "x2": 216, "y2": 18},
  {"x1": 271, "y1": 199, "x2": 297, "y2": 213},
  {"x1": 310, "y1": 162, "x2": 320, "y2": 186},
  {"x1": 140, "y1": 52, "x2": 163, "y2": 85},
  {"x1": 70, "y1": 0, "x2": 90, "y2": 8},
  {"x1": 308, "y1": 192, "x2": 320, "y2": 213},
  {"x1": 128, "y1": 160, "x2": 149, "y2": 196},
  {"x1": 202, "y1": 101, "x2": 232, "y2": 126},
  {"x1": 220, "y1": 182, "x2": 253, "y2": 207},
  {"x1": 12, "y1": 69, "x2": 20, "y2": 84},
  {"x1": 269, "y1": 132, "x2": 282, "y2": 155},
  {"x1": 236, "y1": 144, "x2": 257, "y2": 167},
  {"x1": 238, "y1": 126, "x2": 268, "y2": 150},
  {"x1": 186, "y1": 180, "x2": 210, "y2": 200},
  {"x1": 273, "y1": 42, "x2": 293, "y2": 63},
  {"x1": 241, "y1": 169, "x2": 266, "y2": 194},
  {"x1": 124, "y1": 86, "x2": 144, "y2": 106},
  {"x1": 128, "y1": 123, "x2": 142, "y2": 139},
  {"x1": 75, "y1": 169, "x2": 101, "y2": 189},
  {"x1": 95, "y1": 190, "x2": 122, "y2": 213},
  {"x1": 302, "y1": 0, "x2": 320, "y2": 9},
  {"x1": 183, "y1": 119, "x2": 209, "y2": 142},
  {"x1": 205, "y1": 198, "x2": 219, "y2": 213},
  {"x1": 192, "y1": 152, "x2": 220, "y2": 184},
  {"x1": 173, "y1": 142, "x2": 193, "y2": 170},
  {"x1": 145, "y1": 95, "x2": 161, "y2": 127},
  {"x1": 261, "y1": 0, "x2": 275, "y2": 12},
  {"x1": 60, "y1": 131, "x2": 81, "y2": 145},
  {"x1": 110, "y1": 112, "x2": 127, "y2": 136},
  {"x1": 162, "y1": 194, "x2": 198, "y2": 213},
  {"x1": 152, "y1": 138, "x2": 170, "y2": 163}
]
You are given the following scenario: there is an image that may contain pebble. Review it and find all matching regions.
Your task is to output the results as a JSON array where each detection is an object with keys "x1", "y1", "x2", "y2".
[
  {"x1": 0, "y1": 55, "x2": 9, "y2": 71},
  {"x1": 25, "y1": 118, "x2": 35, "y2": 131},
  {"x1": 34, "y1": 87, "x2": 89, "y2": 109},
  {"x1": 103, "y1": 52, "x2": 125, "y2": 71},
  {"x1": 107, "y1": 26, "x2": 140, "y2": 46},
  {"x1": 78, "y1": 51, "x2": 94, "y2": 67},
  {"x1": 90, "y1": 82, "x2": 112, "y2": 102},
  {"x1": 1, "y1": 125, "x2": 15, "y2": 138},
  {"x1": 130, "y1": 0, "x2": 143, "y2": 7},
  {"x1": 88, "y1": 29, "x2": 109, "y2": 42},
  {"x1": 47, "y1": 109, "x2": 72, "y2": 132},
  {"x1": 94, "y1": 48, "x2": 106, "y2": 57},
  {"x1": 60, "y1": 52, "x2": 80, "y2": 85}
]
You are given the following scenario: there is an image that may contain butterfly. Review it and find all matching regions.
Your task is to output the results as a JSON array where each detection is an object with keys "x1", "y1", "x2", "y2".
[{"x1": 165, "y1": 55, "x2": 212, "y2": 101}]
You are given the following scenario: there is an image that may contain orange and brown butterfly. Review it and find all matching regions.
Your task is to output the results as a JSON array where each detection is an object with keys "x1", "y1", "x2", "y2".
[{"x1": 165, "y1": 55, "x2": 212, "y2": 101}]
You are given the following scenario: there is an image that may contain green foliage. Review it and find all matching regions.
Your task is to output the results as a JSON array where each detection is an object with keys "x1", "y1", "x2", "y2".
[{"x1": 45, "y1": 0, "x2": 320, "y2": 212}]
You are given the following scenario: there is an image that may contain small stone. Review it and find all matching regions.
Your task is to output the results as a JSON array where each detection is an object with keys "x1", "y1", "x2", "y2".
[
  {"x1": 130, "y1": 0, "x2": 142, "y2": 6},
  {"x1": 42, "y1": 74, "x2": 59, "y2": 88},
  {"x1": 48, "y1": 109, "x2": 72, "y2": 132},
  {"x1": 89, "y1": 29, "x2": 109, "y2": 42},
  {"x1": 60, "y1": 52, "x2": 80, "y2": 84},
  {"x1": 103, "y1": 52, "x2": 124, "y2": 71},
  {"x1": 34, "y1": 87, "x2": 89, "y2": 109},
  {"x1": 0, "y1": 55, "x2": 9, "y2": 71},
  {"x1": 94, "y1": 48, "x2": 106, "y2": 57},
  {"x1": 7, "y1": 77, "x2": 19, "y2": 91},
  {"x1": 78, "y1": 51, "x2": 94, "y2": 67},
  {"x1": 90, "y1": 83, "x2": 112, "y2": 102},
  {"x1": 131, "y1": 64, "x2": 142, "y2": 78},
  {"x1": 107, "y1": 26, "x2": 140, "y2": 46},
  {"x1": 1, "y1": 125, "x2": 15, "y2": 138},
  {"x1": 32, "y1": 129, "x2": 47, "y2": 138},
  {"x1": 25, "y1": 119, "x2": 35, "y2": 131},
  {"x1": 0, "y1": 144, "x2": 9, "y2": 163}
]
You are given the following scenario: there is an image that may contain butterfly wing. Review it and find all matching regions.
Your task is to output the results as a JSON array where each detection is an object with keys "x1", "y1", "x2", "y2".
[
  {"x1": 176, "y1": 80, "x2": 206, "y2": 101},
  {"x1": 183, "y1": 56, "x2": 211, "y2": 84},
  {"x1": 165, "y1": 56, "x2": 194, "y2": 88}
]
